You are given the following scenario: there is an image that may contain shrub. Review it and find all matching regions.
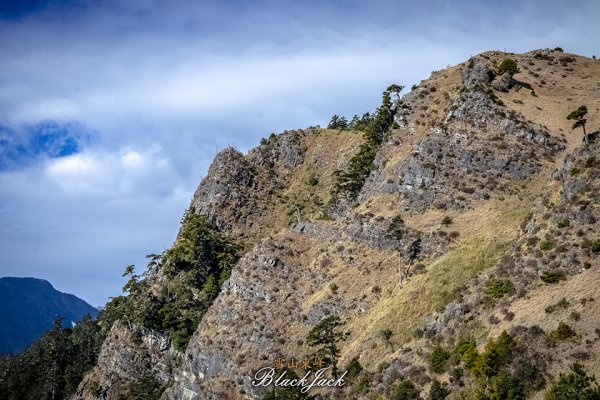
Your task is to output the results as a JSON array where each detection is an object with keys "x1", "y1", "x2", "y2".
[
  {"x1": 541, "y1": 270, "x2": 563, "y2": 284},
  {"x1": 557, "y1": 219, "x2": 570, "y2": 228},
  {"x1": 540, "y1": 241, "x2": 555, "y2": 251},
  {"x1": 591, "y1": 240, "x2": 600, "y2": 253},
  {"x1": 556, "y1": 298, "x2": 571, "y2": 309},
  {"x1": 544, "y1": 363, "x2": 600, "y2": 399},
  {"x1": 550, "y1": 322, "x2": 577, "y2": 341},
  {"x1": 585, "y1": 157, "x2": 596, "y2": 168},
  {"x1": 329, "y1": 283, "x2": 338, "y2": 294},
  {"x1": 450, "y1": 367, "x2": 464, "y2": 385},
  {"x1": 394, "y1": 379, "x2": 422, "y2": 400},
  {"x1": 486, "y1": 279, "x2": 516, "y2": 298},
  {"x1": 355, "y1": 375, "x2": 372, "y2": 394},
  {"x1": 441, "y1": 216, "x2": 453, "y2": 226},
  {"x1": 472, "y1": 331, "x2": 515, "y2": 378},
  {"x1": 430, "y1": 345, "x2": 451, "y2": 374},
  {"x1": 428, "y1": 379, "x2": 450, "y2": 400},
  {"x1": 554, "y1": 47, "x2": 564, "y2": 52},
  {"x1": 570, "y1": 167, "x2": 581, "y2": 176},
  {"x1": 453, "y1": 337, "x2": 478, "y2": 369},
  {"x1": 346, "y1": 357, "x2": 363, "y2": 380},
  {"x1": 380, "y1": 328, "x2": 393, "y2": 345},
  {"x1": 535, "y1": 52, "x2": 552, "y2": 61},
  {"x1": 498, "y1": 59, "x2": 520, "y2": 77},
  {"x1": 487, "y1": 370, "x2": 525, "y2": 400}
]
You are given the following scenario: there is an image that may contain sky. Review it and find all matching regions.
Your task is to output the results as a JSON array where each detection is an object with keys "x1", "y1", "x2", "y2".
[{"x1": 0, "y1": 0, "x2": 598, "y2": 306}]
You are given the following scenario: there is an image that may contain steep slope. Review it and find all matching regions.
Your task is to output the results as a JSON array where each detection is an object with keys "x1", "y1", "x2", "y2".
[
  {"x1": 72, "y1": 48, "x2": 600, "y2": 400},
  {"x1": 163, "y1": 49, "x2": 600, "y2": 399},
  {"x1": 0, "y1": 277, "x2": 98, "y2": 355}
]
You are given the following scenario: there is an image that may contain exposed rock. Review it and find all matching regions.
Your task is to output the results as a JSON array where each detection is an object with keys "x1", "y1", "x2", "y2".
[
  {"x1": 461, "y1": 56, "x2": 495, "y2": 86},
  {"x1": 492, "y1": 72, "x2": 513, "y2": 92},
  {"x1": 74, "y1": 322, "x2": 181, "y2": 400}
]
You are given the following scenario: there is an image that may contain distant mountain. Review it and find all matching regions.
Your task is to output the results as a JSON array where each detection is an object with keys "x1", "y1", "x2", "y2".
[{"x1": 0, "y1": 277, "x2": 98, "y2": 355}]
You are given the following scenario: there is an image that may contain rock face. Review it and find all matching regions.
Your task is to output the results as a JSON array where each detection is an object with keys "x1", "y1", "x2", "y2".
[
  {"x1": 73, "y1": 322, "x2": 180, "y2": 400},
  {"x1": 492, "y1": 72, "x2": 513, "y2": 92},
  {"x1": 77, "y1": 49, "x2": 600, "y2": 399}
]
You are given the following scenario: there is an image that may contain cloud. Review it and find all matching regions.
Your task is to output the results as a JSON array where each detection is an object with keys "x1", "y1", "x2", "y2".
[
  {"x1": 0, "y1": 0, "x2": 599, "y2": 305},
  {"x1": 43, "y1": 144, "x2": 180, "y2": 197}
]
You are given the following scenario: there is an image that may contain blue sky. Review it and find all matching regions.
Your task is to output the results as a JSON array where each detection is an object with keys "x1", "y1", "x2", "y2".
[{"x1": 0, "y1": 0, "x2": 598, "y2": 306}]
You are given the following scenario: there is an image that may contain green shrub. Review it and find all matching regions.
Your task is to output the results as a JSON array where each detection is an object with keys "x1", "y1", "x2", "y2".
[
  {"x1": 428, "y1": 379, "x2": 450, "y2": 400},
  {"x1": 329, "y1": 283, "x2": 338, "y2": 294},
  {"x1": 570, "y1": 167, "x2": 581, "y2": 176},
  {"x1": 541, "y1": 270, "x2": 563, "y2": 284},
  {"x1": 498, "y1": 59, "x2": 520, "y2": 77},
  {"x1": 450, "y1": 367, "x2": 464, "y2": 385},
  {"x1": 544, "y1": 363, "x2": 600, "y2": 399},
  {"x1": 585, "y1": 157, "x2": 596, "y2": 168},
  {"x1": 355, "y1": 375, "x2": 372, "y2": 394},
  {"x1": 556, "y1": 298, "x2": 571, "y2": 309},
  {"x1": 550, "y1": 322, "x2": 577, "y2": 341},
  {"x1": 591, "y1": 240, "x2": 600, "y2": 253},
  {"x1": 453, "y1": 337, "x2": 478, "y2": 369},
  {"x1": 430, "y1": 345, "x2": 451, "y2": 374},
  {"x1": 394, "y1": 379, "x2": 422, "y2": 400},
  {"x1": 441, "y1": 216, "x2": 453, "y2": 226},
  {"x1": 472, "y1": 331, "x2": 515, "y2": 378},
  {"x1": 486, "y1": 279, "x2": 516, "y2": 298},
  {"x1": 557, "y1": 219, "x2": 570, "y2": 228},
  {"x1": 486, "y1": 370, "x2": 526, "y2": 400},
  {"x1": 534, "y1": 52, "x2": 552, "y2": 61},
  {"x1": 346, "y1": 357, "x2": 363, "y2": 380},
  {"x1": 540, "y1": 241, "x2": 555, "y2": 251}
]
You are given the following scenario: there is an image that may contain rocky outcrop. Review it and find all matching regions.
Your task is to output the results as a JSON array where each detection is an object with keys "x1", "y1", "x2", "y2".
[
  {"x1": 461, "y1": 56, "x2": 495, "y2": 86},
  {"x1": 74, "y1": 322, "x2": 180, "y2": 400}
]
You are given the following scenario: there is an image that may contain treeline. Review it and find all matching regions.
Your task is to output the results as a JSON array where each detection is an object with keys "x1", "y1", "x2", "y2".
[
  {"x1": 0, "y1": 316, "x2": 103, "y2": 400},
  {"x1": 330, "y1": 84, "x2": 403, "y2": 202}
]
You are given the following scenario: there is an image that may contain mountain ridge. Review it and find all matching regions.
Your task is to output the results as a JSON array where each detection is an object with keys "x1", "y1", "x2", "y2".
[
  {"x1": 2, "y1": 47, "x2": 599, "y2": 400},
  {"x1": 0, "y1": 276, "x2": 98, "y2": 355}
]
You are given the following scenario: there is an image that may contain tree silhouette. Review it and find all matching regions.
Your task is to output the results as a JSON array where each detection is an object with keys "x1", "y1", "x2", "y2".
[{"x1": 567, "y1": 105, "x2": 589, "y2": 144}]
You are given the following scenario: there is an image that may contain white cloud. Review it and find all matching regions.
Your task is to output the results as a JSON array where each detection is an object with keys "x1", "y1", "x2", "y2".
[{"x1": 43, "y1": 144, "x2": 181, "y2": 198}]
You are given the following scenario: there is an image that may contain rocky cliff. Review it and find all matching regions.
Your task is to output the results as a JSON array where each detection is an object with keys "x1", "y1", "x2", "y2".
[{"x1": 77, "y1": 49, "x2": 600, "y2": 400}]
